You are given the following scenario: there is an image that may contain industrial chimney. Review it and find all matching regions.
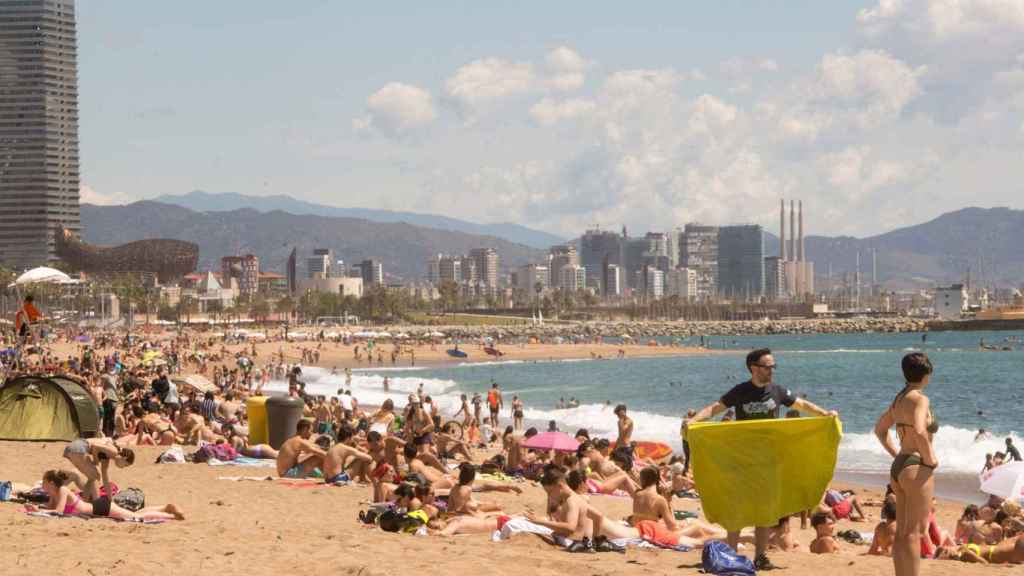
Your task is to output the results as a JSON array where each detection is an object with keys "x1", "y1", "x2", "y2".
[
  {"x1": 789, "y1": 200, "x2": 796, "y2": 263},
  {"x1": 780, "y1": 199, "x2": 786, "y2": 262},
  {"x1": 798, "y1": 200, "x2": 804, "y2": 262}
]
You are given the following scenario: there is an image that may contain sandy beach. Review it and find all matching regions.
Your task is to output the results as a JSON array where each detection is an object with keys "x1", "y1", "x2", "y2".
[{"x1": 0, "y1": 441, "x2": 997, "y2": 576}]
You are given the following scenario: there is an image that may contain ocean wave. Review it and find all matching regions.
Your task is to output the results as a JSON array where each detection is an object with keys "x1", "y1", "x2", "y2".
[{"x1": 839, "y1": 426, "x2": 1021, "y2": 475}]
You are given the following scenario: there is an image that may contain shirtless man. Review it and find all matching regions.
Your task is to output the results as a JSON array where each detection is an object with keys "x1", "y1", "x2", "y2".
[
  {"x1": 447, "y1": 463, "x2": 511, "y2": 515},
  {"x1": 175, "y1": 404, "x2": 223, "y2": 445},
  {"x1": 404, "y1": 444, "x2": 518, "y2": 496},
  {"x1": 614, "y1": 404, "x2": 634, "y2": 447},
  {"x1": 454, "y1": 394, "x2": 472, "y2": 427},
  {"x1": 525, "y1": 465, "x2": 624, "y2": 552},
  {"x1": 276, "y1": 419, "x2": 326, "y2": 478},
  {"x1": 365, "y1": 430, "x2": 405, "y2": 471},
  {"x1": 322, "y1": 427, "x2": 373, "y2": 483},
  {"x1": 216, "y1": 391, "x2": 243, "y2": 425},
  {"x1": 809, "y1": 512, "x2": 841, "y2": 554}
]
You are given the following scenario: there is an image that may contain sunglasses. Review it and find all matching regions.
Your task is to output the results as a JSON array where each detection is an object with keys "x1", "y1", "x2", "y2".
[{"x1": 753, "y1": 364, "x2": 777, "y2": 370}]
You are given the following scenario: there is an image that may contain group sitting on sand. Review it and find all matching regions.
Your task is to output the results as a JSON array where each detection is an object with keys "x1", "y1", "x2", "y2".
[{"x1": 4, "y1": 323, "x2": 1024, "y2": 574}]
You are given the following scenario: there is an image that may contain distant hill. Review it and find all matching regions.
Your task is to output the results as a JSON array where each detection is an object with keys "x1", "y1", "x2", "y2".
[
  {"x1": 151, "y1": 191, "x2": 565, "y2": 250},
  {"x1": 764, "y1": 207, "x2": 1024, "y2": 288},
  {"x1": 79, "y1": 202, "x2": 544, "y2": 280}
]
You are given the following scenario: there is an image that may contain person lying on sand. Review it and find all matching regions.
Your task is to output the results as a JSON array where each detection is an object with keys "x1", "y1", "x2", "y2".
[
  {"x1": 934, "y1": 537, "x2": 1024, "y2": 564},
  {"x1": 809, "y1": 512, "x2": 840, "y2": 554},
  {"x1": 322, "y1": 426, "x2": 373, "y2": 483},
  {"x1": 820, "y1": 487, "x2": 867, "y2": 521},
  {"x1": 403, "y1": 444, "x2": 521, "y2": 496},
  {"x1": 223, "y1": 423, "x2": 277, "y2": 460},
  {"x1": 138, "y1": 404, "x2": 179, "y2": 445},
  {"x1": 28, "y1": 469, "x2": 184, "y2": 521},
  {"x1": 276, "y1": 419, "x2": 326, "y2": 478}
]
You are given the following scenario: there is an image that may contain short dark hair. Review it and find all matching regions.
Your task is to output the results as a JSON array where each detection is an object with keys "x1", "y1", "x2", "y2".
[
  {"x1": 881, "y1": 500, "x2": 896, "y2": 521},
  {"x1": 566, "y1": 469, "x2": 585, "y2": 490},
  {"x1": 1007, "y1": 438, "x2": 1015, "y2": 445},
  {"x1": 458, "y1": 462, "x2": 476, "y2": 485},
  {"x1": 811, "y1": 511, "x2": 831, "y2": 527},
  {"x1": 575, "y1": 428, "x2": 590, "y2": 439},
  {"x1": 366, "y1": 430, "x2": 382, "y2": 443},
  {"x1": 746, "y1": 348, "x2": 772, "y2": 370},
  {"x1": 539, "y1": 464, "x2": 565, "y2": 486},
  {"x1": 119, "y1": 448, "x2": 135, "y2": 465},
  {"x1": 403, "y1": 443, "x2": 419, "y2": 460},
  {"x1": 901, "y1": 352, "x2": 933, "y2": 383},
  {"x1": 594, "y1": 438, "x2": 610, "y2": 450},
  {"x1": 337, "y1": 426, "x2": 353, "y2": 442},
  {"x1": 639, "y1": 466, "x2": 659, "y2": 488},
  {"x1": 614, "y1": 404, "x2": 627, "y2": 415},
  {"x1": 24, "y1": 294, "x2": 34, "y2": 303},
  {"x1": 296, "y1": 419, "x2": 312, "y2": 434},
  {"x1": 524, "y1": 427, "x2": 538, "y2": 439}
]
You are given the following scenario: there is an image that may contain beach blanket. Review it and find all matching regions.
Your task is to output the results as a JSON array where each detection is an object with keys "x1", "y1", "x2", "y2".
[
  {"x1": 207, "y1": 456, "x2": 275, "y2": 467},
  {"x1": 688, "y1": 416, "x2": 842, "y2": 532},
  {"x1": 23, "y1": 509, "x2": 165, "y2": 524}
]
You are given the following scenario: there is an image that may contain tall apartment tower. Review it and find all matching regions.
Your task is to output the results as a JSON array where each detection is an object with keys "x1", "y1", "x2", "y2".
[
  {"x1": 469, "y1": 247, "x2": 499, "y2": 288},
  {"x1": 0, "y1": 0, "x2": 82, "y2": 269}
]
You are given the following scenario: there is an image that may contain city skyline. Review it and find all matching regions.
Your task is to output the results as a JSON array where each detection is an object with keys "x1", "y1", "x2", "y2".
[{"x1": 70, "y1": 1, "x2": 1024, "y2": 239}]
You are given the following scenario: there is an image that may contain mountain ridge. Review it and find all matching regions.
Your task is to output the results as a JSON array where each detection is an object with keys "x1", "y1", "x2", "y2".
[{"x1": 150, "y1": 190, "x2": 566, "y2": 249}]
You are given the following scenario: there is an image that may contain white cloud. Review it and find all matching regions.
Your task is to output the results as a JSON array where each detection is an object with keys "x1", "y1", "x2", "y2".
[
  {"x1": 353, "y1": 82, "x2": 436, "y2": 136},
  {"x1": 545, "y1": 46, "x2": 588, "y2": 91},
  {"x1": 859, "y1": 0, "x2": 1024, "y2": 40},
  {"x1": 528, "y1": 97, "x2": 596, "y2": 125},
  {"x1": 80, "y1": 184, "x2": 132, "y2": 206},
  {"x1": 444, "y1": 58, "x2": 534, "y2": 114},
  {"x1": 814, "y1": 50, "x2": 924, "y2": 121}
]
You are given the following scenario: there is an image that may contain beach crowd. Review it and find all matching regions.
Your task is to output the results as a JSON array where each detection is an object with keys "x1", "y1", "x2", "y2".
[{"x1": 2, "y1": 306, "x2": 1023, "y2": 575}]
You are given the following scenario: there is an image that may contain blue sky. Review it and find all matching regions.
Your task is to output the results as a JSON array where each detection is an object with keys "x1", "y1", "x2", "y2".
[{"x1": 77, "y1": 1, "x2": 1024, "y2": 238}]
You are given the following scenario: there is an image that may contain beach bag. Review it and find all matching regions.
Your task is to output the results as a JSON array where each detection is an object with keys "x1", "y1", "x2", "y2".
[
  {"x1": 0, "y1": 481, "x2": 12, "y2": 502},
  {"x1": 113, "y1": 487, "x2": 145, "y2": 512},
  {"x1": 378, "y1": 510, "x2": 428, "y2": 533},
  {"x1": 701, "y1": 540, "x2": 756, "y2": 575},
  {"x1": 157, "y1": 446, "x2": 186, "y2": 464}
]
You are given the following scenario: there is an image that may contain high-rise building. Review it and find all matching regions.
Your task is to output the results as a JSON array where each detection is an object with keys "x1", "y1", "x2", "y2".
[
  {"x1": 680, "y1": 224, "x2": 719, "y2": 300},
  {"x1": 286, "y1": 248, "x2": 297, "y2": 293},
  {"x1": 458, "y1": 256, "x2": 477, "y2": 284},
  {"x1": 0, "y1": 0, "x2": 81, "y2": 269},
  {"x1": 604, "y1": 264, "x2": 621, "y2": 297},
  {"x1": 221, "y1": 254, "x2": 259, "y2": 300},
  {"x1": 307, "y1": 248, "x2": 333, "y2": 279},
  {"x1": 548, "y1": 244, "x2": 578, "y2": 289},
  {"x1": 559, "y1": 265, "x2": 586, "y2": 292},
  {"x1": 469, "y1": 247, "x2": 499, "y2": 288},
  {"x1": 436, "y1": 255, "x2": 461, "y2": 284},
  {"x1": 645, "y1": 267, "x2": 665, "y2": 299},
  {"x1": 580, "y1": 229, "x2": 625, "y2": 296},
  {"x1": 717, "y1": 225, "x2": 764, "y2": 301},
  {"x1": 514, "y1": 264, "x2": 549, "y2": 297},
  {"x1": 764, "y1": 256, "x2": 785, "y2": 301},
  {"x1": 666, "y1": 267, "x2": 697, "y2": 300},
  {"x1": 360, "y1": 259, "x2": 383, "y2": 287}
]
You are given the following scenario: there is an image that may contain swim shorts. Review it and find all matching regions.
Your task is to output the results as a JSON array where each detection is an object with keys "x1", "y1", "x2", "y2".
[
  {"x1": 63, "y1": 439, "x2": 89, "y2": 457},
  {"x1": 832, "y1": 499, "x2": 852, "y2": 520}
]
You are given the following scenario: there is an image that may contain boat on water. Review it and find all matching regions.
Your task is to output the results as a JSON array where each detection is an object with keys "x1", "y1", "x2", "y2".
[{"x1": 446, "y1": 348, "x2": 468, "y2": 358}]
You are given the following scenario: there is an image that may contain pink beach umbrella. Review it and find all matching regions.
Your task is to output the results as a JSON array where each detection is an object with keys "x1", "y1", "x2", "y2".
[{"x1": 522, "y1": 431, "x2": 580, "y2": 453}]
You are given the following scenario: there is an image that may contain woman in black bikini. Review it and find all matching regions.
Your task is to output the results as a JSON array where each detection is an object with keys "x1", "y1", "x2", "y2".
[{"x1": 873, "y1": 352, "x2": 939, "y2": 576}]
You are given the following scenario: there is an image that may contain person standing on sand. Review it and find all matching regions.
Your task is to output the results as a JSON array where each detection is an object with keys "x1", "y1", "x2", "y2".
[
  {"x1": 487, "y1": 382, "x2": 503, "y2": 428},
  {"x1": 873, "y1": 352, "x2": 939, "y2": 576},
  {"x1": 683, "y1": 348, "x2": 838, "y2": 571}
]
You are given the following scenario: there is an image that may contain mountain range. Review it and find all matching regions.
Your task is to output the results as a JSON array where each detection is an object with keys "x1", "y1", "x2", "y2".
[
  {"x1": 79, "y1": 202, "x2": 544, "y2": 281},
  {"x1": 152, "y1": 191, "x2": 565, "y2": 249},
  {"x1": 765, "y1": 207, "x2": 1024, "y2": 289},
  {"x1": 80, "y1": 193, "x2": 1024, "y2": 289}
]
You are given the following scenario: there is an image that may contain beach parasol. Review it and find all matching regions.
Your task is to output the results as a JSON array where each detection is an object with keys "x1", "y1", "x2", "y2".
[
  {"x1": 521, "y1": 431, "x2": 580, "y2": 453},
  {"x1": 980, "y1": 462, "x2": 1024, "y2": 501},
  {"x1": 9, "y1": 266, "x2": 74, "y2": 287}
]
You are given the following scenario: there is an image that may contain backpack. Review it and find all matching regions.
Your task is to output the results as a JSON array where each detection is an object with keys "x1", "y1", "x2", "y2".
[
  {"x1": 701, "y1": 540, "x2": 756, "y2": 575},
  {"x1": 378, "y1": 510, "x2": 428, "y2": 533},
  {"x1": 113, "y1": 487, "x2": 146, "y2": 511}
]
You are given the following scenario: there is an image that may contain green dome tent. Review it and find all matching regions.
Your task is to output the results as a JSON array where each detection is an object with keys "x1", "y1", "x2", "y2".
[{"x1": 0, "y1": 375, "x2": 99, "y2": 441}]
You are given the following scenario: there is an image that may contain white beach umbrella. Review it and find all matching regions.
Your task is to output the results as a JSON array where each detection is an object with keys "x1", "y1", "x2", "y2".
[
  {"x1": 10, "y1": 266, "x2": 73, "y2": 287},
  {"x1": 980, "y1": 462, "x2": 1024, "y2": 500}
]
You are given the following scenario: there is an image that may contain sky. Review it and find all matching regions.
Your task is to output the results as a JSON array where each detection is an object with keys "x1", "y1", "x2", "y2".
[{"x1": 76, "y1": 0, "x2": 1024, "y2": 239}]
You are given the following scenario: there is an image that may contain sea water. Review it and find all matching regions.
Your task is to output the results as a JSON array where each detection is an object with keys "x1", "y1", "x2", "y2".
[{"x1": 264, "y1": 330, "x2": 1024, "y2": 501}]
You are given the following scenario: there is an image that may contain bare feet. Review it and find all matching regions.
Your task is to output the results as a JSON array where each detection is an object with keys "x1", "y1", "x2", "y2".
[{"x1": 166, "y1": 503, "x2": 185, "y2": 520}]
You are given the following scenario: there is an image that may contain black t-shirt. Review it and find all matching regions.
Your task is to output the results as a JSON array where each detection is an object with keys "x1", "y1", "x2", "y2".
[
  {"x1": 1007, "y1": 444, "x2": 1022, "y2": 462},
  {"x1": 151, "y1": 376, "x2": 169, "y2": 400},
  {"x1": 720, "y1": 381, "x2": 796, "y2": 421}
]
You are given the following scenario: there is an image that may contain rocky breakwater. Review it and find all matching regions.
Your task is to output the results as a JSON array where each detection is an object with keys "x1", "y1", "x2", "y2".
[{"x1": 403, "y1": 317, "x2": 930, "y2": 340}]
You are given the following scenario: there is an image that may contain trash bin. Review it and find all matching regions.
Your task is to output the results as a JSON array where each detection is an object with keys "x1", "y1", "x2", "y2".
[
  {"x1": 246, "y1": 396, "x2": 268, "y2": 446},
  {"x1": 266, "y1": 395, "x2": 306, "y2": 450}
]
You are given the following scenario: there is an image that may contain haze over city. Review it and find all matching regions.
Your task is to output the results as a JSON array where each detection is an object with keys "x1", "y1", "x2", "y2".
[{"x1": 75, "y1": 1, "x2": 1024, "y2": 238}]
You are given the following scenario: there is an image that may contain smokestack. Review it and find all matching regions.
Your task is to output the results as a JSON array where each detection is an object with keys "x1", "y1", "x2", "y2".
[
  {"x1": 780, "y1": 199, "x2": 786, "y2": 262},
  {"x1": 798, "y1": 200, "x2": 804, "y2": 262},
  {"x1": 789, "y1": 200, "x2": 795, "y2": 262}
]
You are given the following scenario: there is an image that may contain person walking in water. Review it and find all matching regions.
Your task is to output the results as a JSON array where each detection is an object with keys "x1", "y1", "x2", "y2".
[
  {"x1": 683, "y1": 348, "x2": 837, "y2": 571},
  {"x1": 487, "y1": 382, "x2": 502, "y2": 428},
  {"x1": 873, "y1": 352, "x2": 938, "y2": 576}
]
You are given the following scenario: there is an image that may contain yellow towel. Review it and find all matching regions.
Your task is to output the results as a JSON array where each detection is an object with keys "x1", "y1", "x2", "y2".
[{"x1": 688, "y1": 416, "x2": 842, "y2": 531}]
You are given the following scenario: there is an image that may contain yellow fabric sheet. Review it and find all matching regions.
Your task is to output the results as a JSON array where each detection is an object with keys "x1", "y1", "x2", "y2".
[{"x1": 688, "y1": 416, "x2": 842, "y2": 531}]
